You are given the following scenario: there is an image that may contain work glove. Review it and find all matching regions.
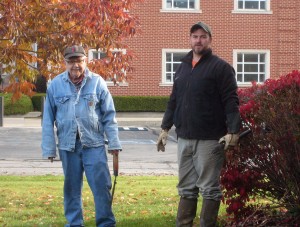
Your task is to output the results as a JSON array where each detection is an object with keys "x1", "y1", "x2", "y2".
[
  {"x1": 157, "y1": 129, "x2": 169, "y2": 152},
  {"x1": 218, "y1": 133, "x2": 239, "y2": 150}
]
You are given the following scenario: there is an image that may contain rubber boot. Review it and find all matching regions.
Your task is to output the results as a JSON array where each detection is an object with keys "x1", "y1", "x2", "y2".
[
  {"x1": 199, "y1": 199, "x2": 220, "y2": 227},
  {"x1": 176, "y1": 197, "x2": 198, "y2": 227}
]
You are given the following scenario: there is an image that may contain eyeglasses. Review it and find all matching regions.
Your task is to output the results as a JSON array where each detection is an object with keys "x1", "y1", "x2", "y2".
[{"x1": 65, "y1": 59, "x2": 85, "y2": 65}]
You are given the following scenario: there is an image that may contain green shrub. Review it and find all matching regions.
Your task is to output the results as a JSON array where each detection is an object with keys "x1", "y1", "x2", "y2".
[
  {"x1": 0, "y1": 93, "x2": 34, "y2": 115},
  {"x1": 32, "y1": 95, "x2": 168, "y2": 112},
  {"x1": 113, "y1": 96, "x2": 168, "y2": 112},
  {"x1": 1, "y1": 93, "x2": 169, "y2": 115},
  {"x1": 31, "y1": 93, "x2": 46, "y2": 111},
  {"x1": 34, "y1": 75, "x2": 47, "y2": 93}
]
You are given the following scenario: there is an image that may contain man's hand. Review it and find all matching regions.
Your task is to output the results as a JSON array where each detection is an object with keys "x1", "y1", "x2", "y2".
[
  {"x1": 157, "y1": 129, "x2": 169, "y2": 152},
  {"x1": 48, "y1": 157, "x2": 55, "y2": 163},
  {"x1": 108, "y1": 150, "x2": 120, "y2": 155},
  {"x1": 218, "y1": 133, "x2": 239, "y2": 150}
]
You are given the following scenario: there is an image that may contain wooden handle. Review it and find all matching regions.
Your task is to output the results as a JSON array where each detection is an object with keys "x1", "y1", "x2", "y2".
[{"x1": 113, "y1": 153, "x2": 119, "y2": 177}]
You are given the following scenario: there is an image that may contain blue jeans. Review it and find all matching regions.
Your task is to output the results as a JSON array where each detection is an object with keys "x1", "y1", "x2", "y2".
[
  {"x1": 59, "y1": 139, "x2": 115, "y2": 227},
  {"x1": 177, "y1": 138, "x2": 225, "y2": 201}
]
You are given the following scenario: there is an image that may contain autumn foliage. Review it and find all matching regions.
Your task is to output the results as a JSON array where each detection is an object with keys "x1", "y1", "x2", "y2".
[
  {"x1": 0, "y1": 0, "x2": 141, "y2": 100},
  {"x1": 221, "y1": 70, "x2": 300, "y2": 225}
]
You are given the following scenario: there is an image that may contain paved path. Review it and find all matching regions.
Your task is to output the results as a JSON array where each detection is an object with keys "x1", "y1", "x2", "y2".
[
  {"x1": 0, "y1": 112, "x2": 179, "y2": 176},
  {"x1": 2, "y1": 112, "x2": 164, "y2": 128}
]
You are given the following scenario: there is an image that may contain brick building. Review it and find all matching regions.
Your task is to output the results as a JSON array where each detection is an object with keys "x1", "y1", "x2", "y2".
[
  {"x1": 1, "y1": 1, "x2": 299, "y2": 96},
  {"x1": 107, "y1": 0, "x2": 300, "y2": 96}
]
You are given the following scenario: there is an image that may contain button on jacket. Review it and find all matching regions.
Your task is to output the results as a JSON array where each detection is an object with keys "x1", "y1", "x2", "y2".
[
  {"x1": 161, "y1": 48, "x2": 240, "y2": 140},
  {"x1": 41, "y1": 69, "x2": 121, "y2": 158}
]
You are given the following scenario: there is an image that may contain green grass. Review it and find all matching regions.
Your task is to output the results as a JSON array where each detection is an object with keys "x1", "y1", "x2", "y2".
[{"x1": 0, "y1": 175, "x2": 227, "y2": 226}]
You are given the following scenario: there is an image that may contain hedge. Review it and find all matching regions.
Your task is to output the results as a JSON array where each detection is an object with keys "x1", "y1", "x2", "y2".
[
  {"x1": 113, "y1": 96, "x2": 168, "y2": 112},
  {"x1": 0, "y1": 93, "x2": 169, "y2": 115},
  {"x1": 31, "y1": 94, "x2": 168, "y2": 112},
  {"x1": 0, "y1": 93, "x2": 34, "y2": 115},
  {"x1": 31, "y1": 93, "x2": 46, "y2": 111}
]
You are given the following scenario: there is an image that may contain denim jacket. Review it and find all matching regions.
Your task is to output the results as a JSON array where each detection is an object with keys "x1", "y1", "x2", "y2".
[{"x1": 41, "y1": 69, "x2": 122, "y2": 158}]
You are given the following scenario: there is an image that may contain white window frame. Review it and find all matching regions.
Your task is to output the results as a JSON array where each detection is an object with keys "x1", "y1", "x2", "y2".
[
  {"x1": 88, "y1": 49, "x2": 128, "y2": 86},
  {"x1": 232, "y1": 0, "x2": 272, "y2": 14},
  {"x1": 161, "y1": 0, "x2": 201, "y2": 13},
  {"x1": 160, "y1": 49, "x2": 189, "y2": 86},
  {"x1": 233, "y1": 49, "x2": 270, "y2": 87}
]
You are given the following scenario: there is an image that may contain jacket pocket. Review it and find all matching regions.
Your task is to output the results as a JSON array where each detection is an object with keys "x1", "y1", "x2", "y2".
[
  {"x1": 54, "y1": 96, "x2": 71, "y2": 113},
  {"x1": 83, "y1": 94, "x2": 98, "y2": 110},
  {"x1": 83, "y1": 94, "x2": 99, "y2": 130}
]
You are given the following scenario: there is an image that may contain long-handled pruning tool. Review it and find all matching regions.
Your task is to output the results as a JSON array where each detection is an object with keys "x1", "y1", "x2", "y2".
[{"x1": 111, "y1": 152, "x2": 119, "y2": 202}]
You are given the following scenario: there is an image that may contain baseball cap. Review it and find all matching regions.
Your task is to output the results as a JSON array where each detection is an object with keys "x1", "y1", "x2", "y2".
[
  {"x1": 64, "y1": 45, "x2": 87, "y2": 59},
  {"x1": 190, "y1": 22, "x2": 212, "y2": 37}
]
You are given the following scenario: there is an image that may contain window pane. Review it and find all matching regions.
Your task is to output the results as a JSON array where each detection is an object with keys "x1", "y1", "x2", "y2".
[
  {"x1": 173, "y1": 53, "x2": 185, "y2": 61},
  {"x1": 244, "y1": 64, "x2": 258, "y2": 72},
  {"x1": 166, "y1": 0, "x2": 172, "y2": 8},
  {"x1": 93, "y1": 51, "x2": 107, "y2": 59},
  {"x1": 237, "y1": 64, "x2": 243, "y2": 72},
  {"x1": 166, "y1": 53, "x2": 171, "y2": 62},
  {"x1": 245, "y1": 1, "x2": 259, "y2": 9},
  {"x1": 174, "y1": 0, "x2": 187, "y2": 8},
  {"x1": 237, "y1": 74, "x2": 243, "y2": 82},
  {"x1": 244, "y1": 54, "x2": 258, "y2": 62},
  {"x1": 166, "y1": 73, "x2": 172, "y2": 82},
  {"x1": 260, "y1": 54, "x2": 265, "y2": 62},
  {"x1": 237, "y1": 54, "x2": 243, "y2": 62},
  {"x1": 260, "y1": 64, "x2": 265, "y2": 72},
  {"x1": 189, "y1": 0, "x2": 195, "y2": 8},
  {"x1": 259, "y1": 74, "x2": 265, "y2": 82},
  {"x1": 166, "y1": 63, "x2": 172, "y2": 72},
  {"x1": 260, "y1": 1, "x2": 266, "y2": 9},
  {"x1": 238, "y1": 1, "x2": 244, "y2": 9},
  {"x1": 92, "y1": 52, "x2": 99, "y2": 59},
  {"x1": 244, "y1": 74, "x2": 258, "y2": 82}
]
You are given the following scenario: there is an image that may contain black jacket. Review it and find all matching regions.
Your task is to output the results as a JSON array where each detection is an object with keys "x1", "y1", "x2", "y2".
[{"x1": 161, "y1": 48, "x2": 240, "y2": 140}]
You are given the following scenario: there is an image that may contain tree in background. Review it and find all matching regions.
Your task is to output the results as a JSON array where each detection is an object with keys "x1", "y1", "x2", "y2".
[{"x1": 0, "y1": 0, "x2": 141, "y2": 100}]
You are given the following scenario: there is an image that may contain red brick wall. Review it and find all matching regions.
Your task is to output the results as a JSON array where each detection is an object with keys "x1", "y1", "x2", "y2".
[{"x1": 109, "y1": 0, "x2": 300, "y2": 96}]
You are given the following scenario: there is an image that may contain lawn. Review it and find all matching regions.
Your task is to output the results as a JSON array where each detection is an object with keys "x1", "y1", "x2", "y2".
[{"x1": 0, "y1": 175, "x2": 227, "y2": 226}]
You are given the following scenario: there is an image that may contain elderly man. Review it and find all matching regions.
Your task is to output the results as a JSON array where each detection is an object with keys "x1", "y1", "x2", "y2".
[{"x1": 42, "y1": 45, "x2": 121, "y2": 227}]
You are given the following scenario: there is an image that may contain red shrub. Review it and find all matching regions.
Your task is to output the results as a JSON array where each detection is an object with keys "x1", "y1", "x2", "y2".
[{"x1": 221, "y1": 70, "x2": 300, "y2": 225}]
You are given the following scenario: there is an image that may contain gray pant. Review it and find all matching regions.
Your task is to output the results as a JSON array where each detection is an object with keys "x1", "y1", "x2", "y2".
[{"x1": 177, "y1": 137, "x2": 225, "y2": 201}]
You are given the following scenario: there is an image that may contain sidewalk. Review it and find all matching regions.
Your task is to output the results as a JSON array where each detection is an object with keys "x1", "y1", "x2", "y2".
[{"x1": 2, "y1": 111, "x2": 164, "y2": 128}]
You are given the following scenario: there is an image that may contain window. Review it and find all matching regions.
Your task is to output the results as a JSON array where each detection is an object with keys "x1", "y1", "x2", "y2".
[
  {"x1": 161, "y1": 0, "x2": 201, "y2": 13},
  {"x1": 88, "y1": 49, "x2": 127, "y2": 86},
  {"x1": 233, "y1": 50, "x2": 270, "y2": 86},
  {"x1": 233, "y1": 0, "x2": 272, "y2": 14},
  {"x1": 161, "y1": 49, "x2": 189, "y2": 85},
  {"x1": 239, "y1": 0, "x2": 265, "y2": 10},
  {"x1": 90, "y1": 51, "x2": 107, "y2": 60}
]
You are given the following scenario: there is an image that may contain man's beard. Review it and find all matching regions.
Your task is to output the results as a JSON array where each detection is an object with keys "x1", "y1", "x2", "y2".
[{"x1": 194, "y1": 47, "x2": 207, "y2": 55}]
